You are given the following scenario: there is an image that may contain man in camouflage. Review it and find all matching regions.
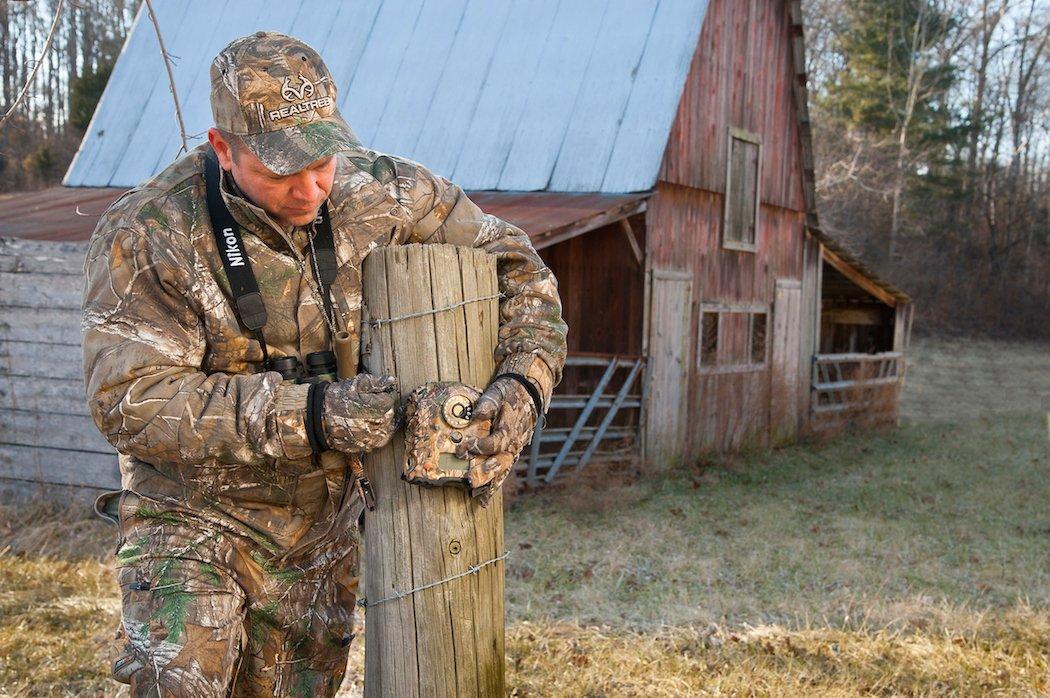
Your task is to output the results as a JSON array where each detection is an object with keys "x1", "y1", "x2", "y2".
[{"x1": 82, "y1": 31, "x2": 566, "y2": 696}]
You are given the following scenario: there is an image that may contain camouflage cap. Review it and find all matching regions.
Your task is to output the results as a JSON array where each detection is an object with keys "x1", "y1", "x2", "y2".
[{"x1": 210, "y1": 31, "x2": 361, "y2": 175}]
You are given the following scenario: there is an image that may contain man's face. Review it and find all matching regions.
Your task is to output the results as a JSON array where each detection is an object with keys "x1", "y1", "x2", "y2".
[{"x1": 208, "y1": 128, "x2": 336, "y2": 228}]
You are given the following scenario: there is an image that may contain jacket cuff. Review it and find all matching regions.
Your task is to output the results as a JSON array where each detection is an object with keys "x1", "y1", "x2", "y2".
[
  {"x1": 495, "y1": 353, "x2": 556, "y2": 412},
  {"x1": 272, "y1": 381, "x2": 313, "y2": 460}
]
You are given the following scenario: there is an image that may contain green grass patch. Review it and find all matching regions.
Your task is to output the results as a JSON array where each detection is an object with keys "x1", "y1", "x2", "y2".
[{"x1": 505, "y1": 413, "x2": 1049, "y2": 631}]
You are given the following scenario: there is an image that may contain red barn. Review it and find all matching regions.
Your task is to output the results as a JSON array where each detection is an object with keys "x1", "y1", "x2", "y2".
[{"x1": 0, "y1": 0, "x2": 911, "y2": 494}]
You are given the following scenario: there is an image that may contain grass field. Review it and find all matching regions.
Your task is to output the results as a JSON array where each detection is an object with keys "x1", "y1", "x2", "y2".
[
  {"x1": 899, "y1": 336, "x2": 1050, "y2": 423},
  {"x1": 1, "y1": 338, "x2": 1048, "y2": 695}
]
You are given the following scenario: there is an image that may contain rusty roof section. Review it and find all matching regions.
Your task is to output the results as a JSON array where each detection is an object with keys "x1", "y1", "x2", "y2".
[
  {"x1": 0, "y1": 187, "x2": 648, "y2": 250},
  {"x1": 468, "y1": 191, "x2": 648, "y2": 250},
  {"x1": 0, "y1": 187, "x2": 125, "y2": 242}
]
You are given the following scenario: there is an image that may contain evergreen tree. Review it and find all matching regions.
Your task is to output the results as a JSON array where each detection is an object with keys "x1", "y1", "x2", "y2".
[
  {"x1": 824, "y1": 0, "x2": 959, "y2": 149},
  {"x1": 69, "y1": 62, "x2": 113, "y2": 132},
  {"x1": 820, "y1": 0, "x2": 965, "y2": 261}
]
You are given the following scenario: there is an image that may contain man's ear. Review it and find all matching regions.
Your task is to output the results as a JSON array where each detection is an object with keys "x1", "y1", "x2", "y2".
[{"x1": 207, "y1": 128, "x2": 235, "y2": 171}]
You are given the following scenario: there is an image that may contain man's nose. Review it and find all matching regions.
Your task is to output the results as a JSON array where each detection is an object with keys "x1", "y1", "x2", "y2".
[{"x1": 289, "y1": 172, "x2": 322, "y2": 202}]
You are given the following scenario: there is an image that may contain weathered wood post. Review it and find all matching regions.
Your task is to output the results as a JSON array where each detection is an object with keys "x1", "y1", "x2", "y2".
[{"x1": 360, "y1": 244, "x2": 505, "y2": 697}]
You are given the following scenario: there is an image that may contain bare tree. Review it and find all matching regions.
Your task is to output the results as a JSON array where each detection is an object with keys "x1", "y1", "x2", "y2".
[
  {"x1": 806, "y1": 0, "x2": 1050, "y2": 338},
  {"x1": 0, "y1": 0, "x2": 138, "y2": 191}
]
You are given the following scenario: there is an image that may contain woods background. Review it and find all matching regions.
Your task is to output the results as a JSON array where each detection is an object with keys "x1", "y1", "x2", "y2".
[{"x1": 1, "y1": 0, "x2": 1047, "y2": 339}]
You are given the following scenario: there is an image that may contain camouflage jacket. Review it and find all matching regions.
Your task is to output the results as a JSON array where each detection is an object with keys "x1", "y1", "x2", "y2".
[{"x1": 82, "y1": 145, "x2": 566, "y2": 551}]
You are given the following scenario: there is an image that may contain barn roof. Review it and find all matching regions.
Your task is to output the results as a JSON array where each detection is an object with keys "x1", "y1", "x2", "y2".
[
  {"x1": 64, "y1": 0, "x2": 709, "y2": 193},
  {"x1": 47, "y1": 0, "x2": 908, "y2": 303},
  {"x1": 0, "y1": 187, "x2": 125, "y2": 242},
  {"x1": 0, "y1": 186, "x2": 648, "y2": 252}
]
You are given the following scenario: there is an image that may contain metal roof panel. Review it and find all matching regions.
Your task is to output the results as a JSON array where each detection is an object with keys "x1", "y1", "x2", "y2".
[{"x1": 64, "y1": 0, "x2": 707, "y2": 193}]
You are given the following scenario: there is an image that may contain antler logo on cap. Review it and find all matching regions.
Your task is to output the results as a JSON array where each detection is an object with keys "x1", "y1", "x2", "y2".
[{"x1": 281, "y1": 73, "x2": 329, "y2": 102}]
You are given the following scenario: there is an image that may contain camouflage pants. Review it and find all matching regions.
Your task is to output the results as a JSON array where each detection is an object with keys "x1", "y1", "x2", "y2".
[{"x1": 110, "y1": 494, "x2": 360, "y2": 697}]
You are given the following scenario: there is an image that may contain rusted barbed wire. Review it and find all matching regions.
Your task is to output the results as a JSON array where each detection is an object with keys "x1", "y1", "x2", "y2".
[
  {"x1": 370, "y1": 293, "x2": 504, "y2": 328},
  {"x1": 357, "y1": 551, "x2": 510, "y2": 608}
]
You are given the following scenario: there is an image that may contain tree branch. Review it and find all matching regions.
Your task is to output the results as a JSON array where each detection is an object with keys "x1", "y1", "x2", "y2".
[
  {"x1": 0, "y1": 0, "x2": 65, "y2": 132},
  {"x1": 142, "y1": 0, "x2": 188, "y2": 155}
]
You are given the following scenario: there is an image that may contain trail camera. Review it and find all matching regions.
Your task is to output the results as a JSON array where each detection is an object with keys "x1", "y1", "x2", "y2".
[{"x1": 403, "y1": 382, "x2": 491, "y2": 489}]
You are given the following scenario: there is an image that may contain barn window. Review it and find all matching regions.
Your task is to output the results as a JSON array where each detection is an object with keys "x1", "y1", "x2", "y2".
[
  {"x1": 698, "y1": 305, "x2": 769, "y2": 372},
  {"x1": 750, "y1": 312, "x2": 767, "y2": 364},
  {"x1": 700, "y1": 312, "x2": 719, "y2": 366},
  {"x1": 723, "y1": 128, "x2": 761, "y2": 251}
]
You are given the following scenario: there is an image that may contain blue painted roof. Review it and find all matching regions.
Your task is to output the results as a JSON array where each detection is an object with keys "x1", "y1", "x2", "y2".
[{"x1": 65, "y1": 0, "x2": 708, "y2": 193}]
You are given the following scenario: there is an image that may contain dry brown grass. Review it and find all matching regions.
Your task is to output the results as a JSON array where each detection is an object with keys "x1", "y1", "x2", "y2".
[
  {"x1": 4, "y1": 544, "x2": 1046, "y2": 696},
  {"x1": 0, "y1": 497, "x2": 119, "y2": 695},
  {"x1": 0, "y1": 555, "x2": 118, "y2": 695},
  {"x1": 506, "y1": 612, "x2": 1049, "y2": 696}
]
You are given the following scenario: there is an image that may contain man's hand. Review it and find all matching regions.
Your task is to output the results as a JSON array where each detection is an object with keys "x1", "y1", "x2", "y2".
[
  {"x1": 323, "y1": 374, "x2": 399, "y2": 454},
  {"x1": 455, "y1": 377, "x2": 538, "y2": 502}
]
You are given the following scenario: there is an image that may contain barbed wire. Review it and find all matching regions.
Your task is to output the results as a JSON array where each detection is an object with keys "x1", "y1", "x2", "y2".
[
  {"x1": 370, "y1": 293, "x2": 504, "y2": 328},
  {"x1": 357, "y1": 551, "x2": 510, "y2": 609}
]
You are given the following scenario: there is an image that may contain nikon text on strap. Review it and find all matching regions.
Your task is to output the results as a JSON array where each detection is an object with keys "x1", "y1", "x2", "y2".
[{"x1": 203, "y1": 148, "x2": 337, "y2": 367}]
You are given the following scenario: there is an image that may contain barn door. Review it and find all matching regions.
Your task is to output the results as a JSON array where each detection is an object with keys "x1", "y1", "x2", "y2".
[
  {"x1": 770, "y1": 279, "x2": 802, "y2": 445},
  {"x1": 643, "y1": 269, "x2": 693, "y2": 468}
]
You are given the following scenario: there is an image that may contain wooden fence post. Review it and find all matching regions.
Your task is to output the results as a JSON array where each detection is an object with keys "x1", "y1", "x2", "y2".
[{"x1": 360, "y1": 244, "x2": 505, "y2": 697}]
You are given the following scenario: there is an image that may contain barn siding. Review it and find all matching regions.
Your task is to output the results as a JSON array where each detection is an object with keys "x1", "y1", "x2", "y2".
[
  {"x1": 537, "y1": 218, "x2": 646, "y2": 357},
  {"x1": 537, "y1": 217, "x2": 647, "y2": 437},
  {"x1": 641, "y1": 0, "x2": 812, "y2": 459},
  {"x1": 646, "y1": 183, "x2": 806, "y2": 457},
  {"x1": 643, "y1": 270, "x2": 693, "y2": 467},
  {"x1": 647, "y1": 184, "x2": 804, "y2": 302},
  {"x1": 659, "y1": 0, "x2": 805, "y2": 212},
  {"x1": 798, "y1": 233, "x2": 823, "y2": 429},
  {"x1": 0, "y1": 238, "x2": 119, "y2": 492}
]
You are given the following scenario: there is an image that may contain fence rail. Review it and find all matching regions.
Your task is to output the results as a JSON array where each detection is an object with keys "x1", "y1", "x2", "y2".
[
  {"x1": 518, "y1": 353, "x2": 645, "y2": 485},
  {"x1": 811, "y1": 352, "x2": 904, "y2": 415}
]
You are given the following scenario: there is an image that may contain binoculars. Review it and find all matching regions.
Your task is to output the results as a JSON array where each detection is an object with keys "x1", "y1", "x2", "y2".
[
  {"x1": 267, "y1": 349, "x2": 377, "y2": 510},
  {"x1": 267, "y1": 350, "x2": 338, "y2": 384}
]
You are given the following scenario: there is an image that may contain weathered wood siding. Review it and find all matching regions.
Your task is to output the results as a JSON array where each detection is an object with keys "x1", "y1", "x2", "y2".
[
  {"x1": 643, "y1": 269, "x2": 693, "y2": 467},
  {"x1": 770, "y1": 279, "x2": 802, "y2": 444},
  {"x1": 660, "y1": 0, "x2": 806, "y2": 212},
  {"x1": 646, "y1": 185, "x2": 806, "y2": 456},
  {"x1": 0, "y1": 238, "x2": 119, "y2": 491},
  {"x1": 644, "y1": 0, "x2": 810, "y2": 458},
  {"x1": 798, "y1": 233, "x2": 823, "y2": 429},
  {"x1": 537, "y1": 218, "x2": 647, "y2": 433},
  {"x1": 538, "y1": 218, "x2": 646, "y2": 357}
]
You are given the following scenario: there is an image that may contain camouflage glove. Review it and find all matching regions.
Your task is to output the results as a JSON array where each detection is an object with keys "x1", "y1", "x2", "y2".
[
  {"x1": 321, "y1": 374, "x2": 399, "y2": 454},
  {"x1": 455, "y1": 375, "x2": 540, "y2": 504}
]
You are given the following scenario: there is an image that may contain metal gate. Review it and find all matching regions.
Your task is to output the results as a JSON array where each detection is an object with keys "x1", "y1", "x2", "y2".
[
  {"x1": 517, "y1": 353, "x2": 646, "y2": 485},
  {"x1": 811, "y1": 352, "x2": 903, "y2": 416}
]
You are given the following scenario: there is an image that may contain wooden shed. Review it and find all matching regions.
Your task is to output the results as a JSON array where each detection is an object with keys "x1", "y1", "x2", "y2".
[{"x1": 0, "y1": 0, "x2": 911, "y2": 495}]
